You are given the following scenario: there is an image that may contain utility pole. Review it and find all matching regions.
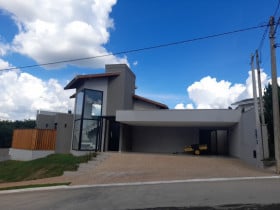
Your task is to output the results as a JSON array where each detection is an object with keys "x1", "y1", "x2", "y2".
[
  {"x1": 269, "y1": 16, "x2": 280, "y2": 173},
  {"x1": 256, "y1": 50, "x2": 270, "y2": 159},
  {"x1": 255, "y1": 50, "x2": 266, "y2": 125},
  {"x1": 251, "y1": 54, "x2": 263, "y2": 165}
]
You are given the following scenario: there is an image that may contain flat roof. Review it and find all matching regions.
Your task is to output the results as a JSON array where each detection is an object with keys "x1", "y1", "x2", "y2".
[
  {"x1": 116, "y1": 109, "x2": 241, "y2": 127},
  {"x1": 133, "y1": 95, "x2": 168, "y2": 109},
  {"x1": 64, "y1": 72, "x2": 120, "y2": 90}
]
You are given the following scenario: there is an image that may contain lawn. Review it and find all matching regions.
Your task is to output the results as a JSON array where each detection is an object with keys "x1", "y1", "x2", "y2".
[{"x1": 0, "y1": 153, "x2": 96, "y2": 183}]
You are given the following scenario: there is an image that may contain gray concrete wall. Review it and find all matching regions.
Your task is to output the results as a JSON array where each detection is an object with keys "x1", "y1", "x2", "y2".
[
  {"x1": 55, "y1": 113, "x2": 74, "y2": 154},
  {"x1": 131, "y1": 126, "x2": 199, "y2": 154},
  {"x1": 106, "y1": 64, "x2": 135, "y2": 116},
  {"x1": 36, "y1": 112, "x2": 73, "y2": 154},
  {"x1": 228, "y1": 124, "x2": 240, "y2": 157},
  {"x1": 229, "y1": 108, "x2": 258, "y2": 166},
  {"x1": 36, "y1": 114, "x2": 55, "y2": 129}
]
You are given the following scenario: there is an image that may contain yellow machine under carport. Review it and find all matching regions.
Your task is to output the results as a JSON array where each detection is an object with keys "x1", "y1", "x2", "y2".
[{"x1": 184, "y1": 144, "x2": 208, "y2": 155}]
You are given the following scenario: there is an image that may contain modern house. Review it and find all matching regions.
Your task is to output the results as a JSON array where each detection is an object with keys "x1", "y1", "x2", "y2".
[{"x1": 64, "y1": 64, "x2": 266, "y2": 167}]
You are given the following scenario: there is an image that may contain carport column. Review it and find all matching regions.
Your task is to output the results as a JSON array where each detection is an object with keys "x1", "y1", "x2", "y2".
[{"x1": 118, "y1": 123, "x2": 123, "y2": 152}]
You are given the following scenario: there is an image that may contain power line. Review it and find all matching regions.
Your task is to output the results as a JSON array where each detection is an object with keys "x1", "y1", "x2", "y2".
[
  {"x1": 274, "y1": 17, "x2": 280, "y2": 36},
  {"x1": 273, "y1": 0, "x2": 280, "y2": 17},
  {"x1": 257, "y1": 22, "x2": 269, "y2": 54},
  {"x1": 0, "y1": 23, "x2": 269, "y2": 71}
]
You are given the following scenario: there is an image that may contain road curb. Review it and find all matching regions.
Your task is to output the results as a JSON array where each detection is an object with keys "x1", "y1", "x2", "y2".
[{"x1": 1, "y1": 175, "x2": 280, "y2": 194}]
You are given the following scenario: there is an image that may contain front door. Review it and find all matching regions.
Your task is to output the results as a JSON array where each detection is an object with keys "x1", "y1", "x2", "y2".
[{"x1": 108, "y1": 120, "x2": 120, "y2": 151}]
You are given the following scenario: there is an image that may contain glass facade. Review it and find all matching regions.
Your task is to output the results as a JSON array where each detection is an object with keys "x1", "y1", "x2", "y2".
[{"x1": 73, "y1": 89, "x2": 103, "y2": 151}]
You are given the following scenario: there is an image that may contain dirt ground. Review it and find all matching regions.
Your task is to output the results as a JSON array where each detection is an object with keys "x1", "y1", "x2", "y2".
[{"x1": 0, "y1": 152, "x2": 276, "y2": 188}]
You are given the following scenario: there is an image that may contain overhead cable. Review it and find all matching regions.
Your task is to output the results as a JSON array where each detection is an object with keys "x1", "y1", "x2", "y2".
[{"x1": 0, "y1": 23, "x2": 269, "y2": 71}]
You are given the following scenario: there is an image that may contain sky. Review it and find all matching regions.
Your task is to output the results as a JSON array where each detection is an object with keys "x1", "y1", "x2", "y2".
[{"x1": 0, "y1": 0, "x2": 279, "y2": 120}]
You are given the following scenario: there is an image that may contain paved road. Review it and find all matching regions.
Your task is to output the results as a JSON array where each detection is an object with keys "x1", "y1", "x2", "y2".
[{"x1": 1, "y1": 178, "x2": 280, "y2": 210}]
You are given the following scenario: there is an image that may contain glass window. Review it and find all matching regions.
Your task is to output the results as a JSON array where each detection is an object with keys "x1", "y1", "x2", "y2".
[
  {"x1": 72, "y1": 120, "x2": 81, "y2": 150},
  {"x1": 80, "y1": 119, "x2": 99, "y2": 150},
  {"x1": 75, "y1": 91, "x2": 84, "y2": 120},
  {"x1": 83, "y1": 90, "x2": 102, "y2": 119},
  {"x1": 72, "y1": 89, "x2": 103, "y2": 151}
]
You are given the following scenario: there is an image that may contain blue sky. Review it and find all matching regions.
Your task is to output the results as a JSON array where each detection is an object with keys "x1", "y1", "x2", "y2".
[{"x1": 0, "y1": 0, "x2": 279, "y2": 120}]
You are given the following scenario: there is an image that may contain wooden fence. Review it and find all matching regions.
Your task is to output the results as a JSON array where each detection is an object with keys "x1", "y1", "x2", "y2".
[{"x1": 12, "y1": 129, "x2": 56, "y2": 150}]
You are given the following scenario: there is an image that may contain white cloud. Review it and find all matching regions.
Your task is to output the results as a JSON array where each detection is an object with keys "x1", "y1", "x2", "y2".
[
  {"x1": 0, "y1": 43, "x2": 9, "y2": 57},
  {"x1": 175, "y1": 69, "x2": 269, "y2": 109},
  {"x1": 0, "y1": 0, "x2": 127, "y2": 69},
  {"x1": 0, "y1": 68, "x2": 74, "y2": 120},
  {"x1": 0, "y1": 58, "x2": 12, "y2": 70},
  {"x1": 174, "y1": 103, "x2": 194, "y2": 109}
]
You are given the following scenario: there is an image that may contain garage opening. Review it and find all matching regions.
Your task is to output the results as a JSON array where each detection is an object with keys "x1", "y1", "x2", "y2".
[{"x1": 199, "y1": 129, "x2": 228, "y2": 155}]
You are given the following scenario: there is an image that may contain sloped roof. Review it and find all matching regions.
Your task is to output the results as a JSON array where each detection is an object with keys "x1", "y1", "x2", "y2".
[
  {"x1": 133, "y1": 94, "x2": 168, "y2": 109},
  {"x1": 64, "y1": 72, "x2": 120, "y2": 90}
]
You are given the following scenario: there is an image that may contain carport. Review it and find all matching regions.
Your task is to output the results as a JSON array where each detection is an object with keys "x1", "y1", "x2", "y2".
[{"x1": 116, "y1": 109, "x2": 241, "y2": 155}]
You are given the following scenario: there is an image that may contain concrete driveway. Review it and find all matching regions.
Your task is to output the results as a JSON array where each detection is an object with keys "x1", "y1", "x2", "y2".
[{"x1": 0, "y1": 152, "x2": 275, "y2": 188}]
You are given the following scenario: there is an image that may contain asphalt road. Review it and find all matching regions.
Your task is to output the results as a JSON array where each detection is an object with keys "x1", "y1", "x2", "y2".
[{"x1": 1, "y1": 178, "x2": 280, "y2": 210}]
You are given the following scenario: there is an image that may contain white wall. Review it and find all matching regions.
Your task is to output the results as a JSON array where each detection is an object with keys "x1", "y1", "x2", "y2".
[
  {"x1": 229, "y1": 108, "x2": 258, "y2": 166},
  {"x1": 131, "y1": 126, "x2": 199, "y2": 154},
  {"x1": 9, "y1": 149, "x2": 54, "y2": 161},
  {"x1": 0, "y1": 148, "x2": 10, "y2": 161}
]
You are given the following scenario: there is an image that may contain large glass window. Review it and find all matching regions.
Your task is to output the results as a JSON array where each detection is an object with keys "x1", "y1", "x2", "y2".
[
  {"x1": 72, "y1": 89, "x2": 103, "y2": 151},
  {"x1": 75, "y1": 91, "x2": 84, "y2": 119},
  {"x1": 72, "y1": 120, "x2": 81, "y2": 150},
  {"x1": 83, "y1": 90, "x2": 102, "y2": 118}
]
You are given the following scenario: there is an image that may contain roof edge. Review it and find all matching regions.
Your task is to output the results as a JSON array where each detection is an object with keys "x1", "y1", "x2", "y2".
[
  {"x1": 133, "y1": 94, "x2": 168, "y2": 109},
  {"x1": 64, "y1": 72, "x2": 120, "y2": 90}
]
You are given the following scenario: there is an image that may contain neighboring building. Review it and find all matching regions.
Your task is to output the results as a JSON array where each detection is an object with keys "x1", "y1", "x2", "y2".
[
  {"x1": 8, "y1": 110, "x2": 74, "y2": 161},
  {"x1": 65, "y1": 64, "x2": 264, "y2": 167},
  {"x1": 36, "y1": 110, "x2": 74, "y2": 154},
  {"x1": 231, "y1": 98, "x2": 255, "y2": 112}
]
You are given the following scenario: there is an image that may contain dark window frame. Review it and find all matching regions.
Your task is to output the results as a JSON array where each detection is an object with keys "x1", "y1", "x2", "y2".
[{"x1": 72, "y1": 88, "x2": 103, "y2": 151}]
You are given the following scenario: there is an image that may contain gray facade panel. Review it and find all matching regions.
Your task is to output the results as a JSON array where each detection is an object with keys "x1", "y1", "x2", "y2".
[
  {"x1": 36, "y1": 114, "x2": 55, "y2": 129},
  {"x1": 106, "y1": 64, "x2": 135, "y2": 116},
  {"x1": 55, "y1": 113, "x2": 74, "y2": 154}
]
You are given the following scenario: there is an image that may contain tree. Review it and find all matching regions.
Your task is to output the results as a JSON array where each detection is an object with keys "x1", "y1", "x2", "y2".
[{"x1": 263, "y1": 83, "x2": 280, "y2": 159}]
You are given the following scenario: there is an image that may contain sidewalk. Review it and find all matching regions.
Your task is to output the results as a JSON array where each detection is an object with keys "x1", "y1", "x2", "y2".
[{"x1": 0, "y1": 152, "x2": 276, "y2": 189}]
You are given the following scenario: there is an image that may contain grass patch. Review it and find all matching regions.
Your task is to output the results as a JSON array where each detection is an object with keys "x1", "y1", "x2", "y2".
[
  {"x1": 0, "y1": 153, "x2": 96, "y2": 183},
  {"x1": 0, "y1": 182, "x2": 71, "y2": 191}
]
